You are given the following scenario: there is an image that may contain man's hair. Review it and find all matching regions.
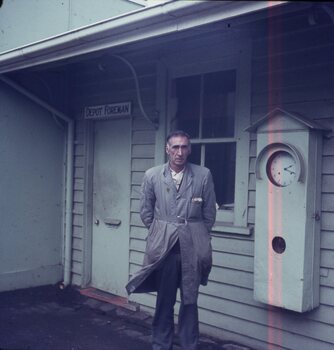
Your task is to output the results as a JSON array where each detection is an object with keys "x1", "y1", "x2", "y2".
[{"x1": 166, "y1": 130, "x2": 191, "y2": 144}]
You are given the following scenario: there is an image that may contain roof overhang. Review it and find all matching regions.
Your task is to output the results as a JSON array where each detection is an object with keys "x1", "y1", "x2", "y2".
[{"x1": 0, "y1": 1, "x2": 288, "y2": 74}]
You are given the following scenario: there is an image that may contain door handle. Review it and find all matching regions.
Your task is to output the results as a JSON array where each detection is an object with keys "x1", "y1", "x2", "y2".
[{"x1": 104, "y1": 218, "x2": 121, "y2": 227}]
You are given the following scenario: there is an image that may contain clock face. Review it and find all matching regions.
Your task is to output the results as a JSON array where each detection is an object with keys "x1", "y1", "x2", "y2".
[{"x1": 266, "y1": 150, "x2": 297, "y2": 187}]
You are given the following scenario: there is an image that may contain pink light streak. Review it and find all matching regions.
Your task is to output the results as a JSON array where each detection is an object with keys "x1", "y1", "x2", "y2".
[{"x1": 267, "y1": 2, "x2": 283, "y2": 348}]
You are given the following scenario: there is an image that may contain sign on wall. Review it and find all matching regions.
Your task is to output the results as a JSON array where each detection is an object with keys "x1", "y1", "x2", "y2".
[{"x1": 84, "y1": 102, "x2": 132, "y2": 120}]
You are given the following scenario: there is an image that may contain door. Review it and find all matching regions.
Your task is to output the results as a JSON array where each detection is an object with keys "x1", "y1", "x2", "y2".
[{"x1": 91, "y1": 118, "x2": 131, "y2": 297}]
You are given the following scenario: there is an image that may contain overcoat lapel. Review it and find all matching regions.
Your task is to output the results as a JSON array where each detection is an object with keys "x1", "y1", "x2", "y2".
[
  {"x1": 162, "y1": 164, "x2": 171, "y2": 184},
  {"x1": 177, "y1": 165, "x2": 193, "y2": 196},
  {"x1": 162, "y1": 164, "x2": 176, "y2": 194}
]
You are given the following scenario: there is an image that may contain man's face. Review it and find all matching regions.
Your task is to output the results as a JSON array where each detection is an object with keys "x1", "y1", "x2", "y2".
[{"x1": 166, "y1": 135, "x2": 191, "y2": 171}]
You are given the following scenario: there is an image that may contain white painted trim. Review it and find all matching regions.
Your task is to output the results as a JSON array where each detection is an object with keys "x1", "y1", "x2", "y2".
[
  {"x1": 155, "y1": 61, "x2": 168, "y2": 165},
  {"x1": 0, "y1": 1, "x2": 287, "y2": 74},
  {"x1": 126, "y1": 0, "x2": 147, "y2": 7},
  {"x1": 81, "y1": 120, "x2": 95, "y2": 287},
  {"x1": 212, "y1": 223, "x2": 253, "y2": 235},
  {"x1": 233, "y1": 39, "x2": 252, "y2": 228},
  {"x1": 127, "y1": 0, "x2": 173, "y2": 7},
  {"x1": 165, "y1": 39, "x2": 252, "y2": 232}
]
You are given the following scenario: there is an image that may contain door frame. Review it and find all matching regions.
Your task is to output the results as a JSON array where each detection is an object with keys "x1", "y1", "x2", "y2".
[
  {"x1": 81, "y1": 119, "x2": 95, "y2": 287},
  {"x1": 81, "y1": 118, "x2": 132, "y2": 289}
]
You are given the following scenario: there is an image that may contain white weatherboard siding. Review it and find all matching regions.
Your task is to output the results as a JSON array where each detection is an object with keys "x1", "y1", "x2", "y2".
[{"x1": 69, "y1": 16, "x2": 334, "y2": 349}]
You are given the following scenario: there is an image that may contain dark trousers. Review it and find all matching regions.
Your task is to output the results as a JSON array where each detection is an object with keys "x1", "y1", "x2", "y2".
[{"x1": 152, "y1": 245, "x2": 199, "y2": 350}]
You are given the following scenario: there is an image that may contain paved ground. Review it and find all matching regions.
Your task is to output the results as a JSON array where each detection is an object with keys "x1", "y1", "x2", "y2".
[{"x1": 0, "y1": 284, "x2": 252, "y2": 350}]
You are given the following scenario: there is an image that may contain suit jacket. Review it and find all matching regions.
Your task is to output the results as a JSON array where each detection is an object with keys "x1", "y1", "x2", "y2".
[{"x1": 126, "y1": 162, "x2": 216, "y2": 304}]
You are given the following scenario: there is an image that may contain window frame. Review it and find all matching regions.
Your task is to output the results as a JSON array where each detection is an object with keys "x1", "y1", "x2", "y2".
[{"x1": 166, "y1": 48, "x2": 252, "y2": 234}]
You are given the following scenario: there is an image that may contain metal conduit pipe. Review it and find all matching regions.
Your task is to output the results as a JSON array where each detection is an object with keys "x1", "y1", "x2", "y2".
[
  {"x1": 0, "y1": 75, "x2": 74, "y2": 288},
  {"x1": 110, "y1": 54, "x2": 159, "y2": 129}
]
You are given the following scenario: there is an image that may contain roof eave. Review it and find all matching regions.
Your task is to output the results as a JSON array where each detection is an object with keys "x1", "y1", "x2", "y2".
[{"x1": 0, "y1": 1, "x2": 287, "y2": 74}]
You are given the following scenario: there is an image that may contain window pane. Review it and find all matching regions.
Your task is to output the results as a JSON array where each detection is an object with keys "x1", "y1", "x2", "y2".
[
  {"x1": 205, "y1": 143, "x2": 236, "y2": 209},
  {"x1": 202, "y1": 70, "x2": 236, "y2": 138},
  {"x1": 175, "y1": 75, "x2": 200, "y2": 138},
  {"x1": 188, "y1": 144, "x2": 201, "y2": 165}
]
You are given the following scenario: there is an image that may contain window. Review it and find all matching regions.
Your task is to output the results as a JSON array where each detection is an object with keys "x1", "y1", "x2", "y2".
[
  {"x1": 174, "y1": 70, "x2": 236, "y2": 212},
  {"x1": 170, "y1": 63, "x2": 251, "y2": 232}
]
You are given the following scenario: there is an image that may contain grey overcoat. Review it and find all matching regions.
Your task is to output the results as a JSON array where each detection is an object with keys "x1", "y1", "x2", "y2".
[{"x1": 126, "y1": 162, "x2": 216, "y2": 304}]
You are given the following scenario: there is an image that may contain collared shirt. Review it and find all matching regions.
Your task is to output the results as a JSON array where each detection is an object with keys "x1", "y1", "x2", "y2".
[{"x1": 170, "y1": 167, "x2": 185, "y2": 191}]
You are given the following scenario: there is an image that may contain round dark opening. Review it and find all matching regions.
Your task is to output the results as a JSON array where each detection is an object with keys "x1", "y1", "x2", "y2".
[{"x1": 272, "y1": 236, "x2": 286, "y2": 254}]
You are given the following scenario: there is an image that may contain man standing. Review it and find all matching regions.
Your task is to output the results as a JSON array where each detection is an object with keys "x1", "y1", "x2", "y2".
[{"x1": 126, "y1": 130, "x2": 216, "y2": 350}]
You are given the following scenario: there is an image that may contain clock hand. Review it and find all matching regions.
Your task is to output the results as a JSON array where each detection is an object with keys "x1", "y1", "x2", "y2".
[
  {"x1": 284, "y1": 168, "x2": 295, "y2": 175},
  {"x1": 284, "y1": 164, "x2": 294, "y2": 170}
]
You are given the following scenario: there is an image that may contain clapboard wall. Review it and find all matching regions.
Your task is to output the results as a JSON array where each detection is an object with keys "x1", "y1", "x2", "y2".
[{"x1": 69, "y1": 7, "x2": 334, "y2": 350}]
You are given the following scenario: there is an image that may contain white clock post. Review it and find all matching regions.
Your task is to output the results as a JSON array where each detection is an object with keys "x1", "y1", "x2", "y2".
[{"x1": 246, "y1": 108, "x2": 328, "y2": 312}]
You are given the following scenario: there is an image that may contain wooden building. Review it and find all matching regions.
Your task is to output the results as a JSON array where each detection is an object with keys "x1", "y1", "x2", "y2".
[{"x1": 0, "y1": 1, "x2": 333, "y2": 349}]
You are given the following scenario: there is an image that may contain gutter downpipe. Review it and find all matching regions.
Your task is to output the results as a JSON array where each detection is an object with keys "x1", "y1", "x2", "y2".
[{"x1": 0, "y1": 75, "x2": 74, "y2": 288}]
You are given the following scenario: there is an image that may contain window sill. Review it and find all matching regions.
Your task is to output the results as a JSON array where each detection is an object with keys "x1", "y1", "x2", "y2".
[{"x1": 211, "y1": 221, "x2": 253, "y2": 236}]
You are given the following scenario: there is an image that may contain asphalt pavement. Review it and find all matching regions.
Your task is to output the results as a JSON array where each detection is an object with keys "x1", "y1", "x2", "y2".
[{"x1": 0, "y1": 284, "x2": 252, "y2": 350}]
